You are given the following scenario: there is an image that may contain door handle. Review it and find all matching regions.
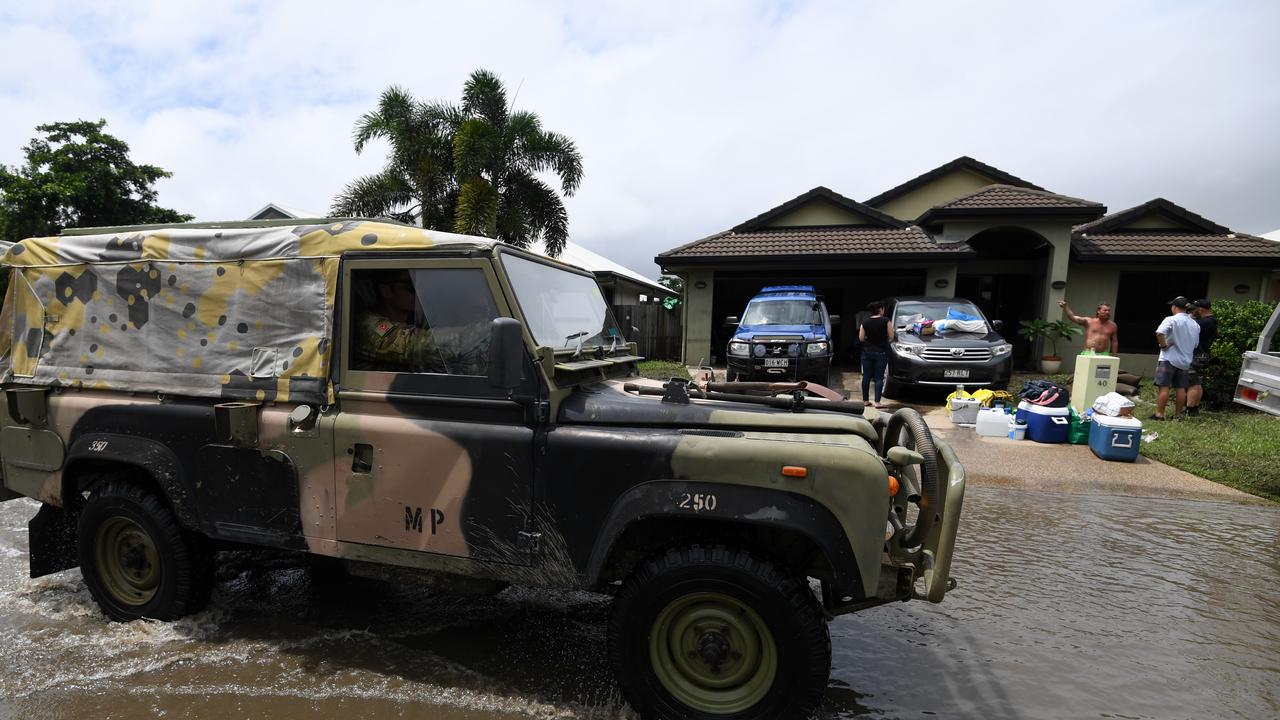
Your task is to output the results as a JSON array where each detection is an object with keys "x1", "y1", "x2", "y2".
[{"x1": 352, "y1": 443, "x2": 373, "y2": 473}]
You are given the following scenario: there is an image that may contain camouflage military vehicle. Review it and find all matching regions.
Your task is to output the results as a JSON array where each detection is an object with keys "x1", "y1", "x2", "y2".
[{"x1": 0, "y1": 219, "x2": 965, "y2": 719}]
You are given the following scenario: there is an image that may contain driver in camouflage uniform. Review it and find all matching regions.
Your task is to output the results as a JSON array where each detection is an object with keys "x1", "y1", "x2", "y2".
[{"x1": 355, "y1": 271, "x2": 488, "y2": 375}]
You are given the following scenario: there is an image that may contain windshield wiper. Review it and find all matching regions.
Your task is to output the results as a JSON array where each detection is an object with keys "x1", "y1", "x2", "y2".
[{"x1": 564, "y1": 330, "x2": 591, "y2": 358}]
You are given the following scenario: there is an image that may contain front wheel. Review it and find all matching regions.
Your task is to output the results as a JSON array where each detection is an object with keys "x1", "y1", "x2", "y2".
[
  {"x1": 78, "y1": 480, "x2": 214, "y2": 621},
  {"x1": 609, "y1": 545, "x2": 830, "y2": 719}
]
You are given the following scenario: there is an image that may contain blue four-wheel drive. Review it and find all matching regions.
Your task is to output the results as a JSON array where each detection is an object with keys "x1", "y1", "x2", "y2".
[{"x1": 724, "y1": 285, "x2": 839, "y2": 384}]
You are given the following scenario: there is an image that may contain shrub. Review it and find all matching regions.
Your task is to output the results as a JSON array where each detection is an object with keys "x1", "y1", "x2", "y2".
[{"x1": 1203, "y1": 299, "x2": 1278, "y2": 407}]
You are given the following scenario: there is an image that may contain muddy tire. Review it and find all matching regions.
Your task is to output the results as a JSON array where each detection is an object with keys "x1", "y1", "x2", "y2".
[
  {"x1": 609, "y1": 545, "x2": 830, "y2": 719},
  {"x1": 78, "y1": 481, "x2": 214, "y2": 621}
]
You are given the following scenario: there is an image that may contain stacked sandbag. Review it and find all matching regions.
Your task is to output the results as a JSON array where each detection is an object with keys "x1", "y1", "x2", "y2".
[{"x1": 1115, "y1": 372, "x2": 1143, "y2": 397}]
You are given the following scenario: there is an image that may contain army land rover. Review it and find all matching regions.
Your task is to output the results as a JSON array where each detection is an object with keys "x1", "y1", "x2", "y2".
[{"x1": 0, "y1": 219, "x2": 965, "y2": 720}]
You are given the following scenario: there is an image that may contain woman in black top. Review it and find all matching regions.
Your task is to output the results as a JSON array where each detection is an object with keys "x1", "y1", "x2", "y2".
[{"x1": 858, "y1": 301, "x2": 895, "y2": 407}]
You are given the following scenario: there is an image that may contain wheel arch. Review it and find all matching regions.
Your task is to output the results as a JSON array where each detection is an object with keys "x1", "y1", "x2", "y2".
[
  {"x1": 586, "y1": 480, "x2": 865, "y2": 601},
  {"x1": 62, "y1": 434, "x2": 196, "y2": 527}
]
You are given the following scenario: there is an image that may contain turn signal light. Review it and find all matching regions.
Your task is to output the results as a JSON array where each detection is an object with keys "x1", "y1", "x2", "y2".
[
  {"x1": 888, "y1": 475, "x2": 900, "y2": 497},
  {"x1": 1239, "y1": 387, "x2": 1258, "y2": 402},
  {"x1": 781, "y1": 466, "x2": 808, "y2": 478}
]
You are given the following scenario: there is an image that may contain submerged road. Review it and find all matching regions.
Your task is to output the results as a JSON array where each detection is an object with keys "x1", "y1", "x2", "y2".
[{"x1": 1, "y1": 483, "x2": 1276, "y2": 719}]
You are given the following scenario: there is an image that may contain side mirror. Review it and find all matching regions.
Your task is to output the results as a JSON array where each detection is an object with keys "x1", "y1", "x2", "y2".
[
  {"x1": 723, "y1": 316, "x2": 739, "y2": 326},
  {"x1": 992, "y1": 319, "x2": 1004, "y2": 331},
  {"x1": 829, "y1": 315, "x2": 841, "y2": 325},
  {"x1": 488, "y1": 318, "x2": 525, "y2": 390}
]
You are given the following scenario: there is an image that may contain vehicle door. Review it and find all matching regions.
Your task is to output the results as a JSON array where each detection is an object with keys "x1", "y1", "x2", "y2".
[{"x1": 333, "y1": 257, "x2": 538, "y2": 564}]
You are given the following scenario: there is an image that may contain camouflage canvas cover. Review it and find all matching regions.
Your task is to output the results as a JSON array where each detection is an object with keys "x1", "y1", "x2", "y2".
[{"x1": 0, "y1": 220, "x2": 490, "y2": 405}]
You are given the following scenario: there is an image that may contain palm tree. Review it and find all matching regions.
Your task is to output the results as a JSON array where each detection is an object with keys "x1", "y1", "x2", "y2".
[
  {"x1": 451, "y1": 70, "x2": 583, "y2": 256},
  {"x1": 331, "y1": 85, "x2": 461, "y2": 229},
  {"x1": 332, "y1": 71, "x2": 583, "y2": 257}
]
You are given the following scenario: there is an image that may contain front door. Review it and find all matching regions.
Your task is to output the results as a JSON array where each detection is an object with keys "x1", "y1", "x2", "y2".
[{"x1": 333, "y1": 257, "x2": 537, "y2": 564}]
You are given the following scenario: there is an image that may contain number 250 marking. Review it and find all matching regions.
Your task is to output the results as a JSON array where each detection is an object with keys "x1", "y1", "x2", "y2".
[{"x1": 677, "y1": 492, "x2": 717, "y2": 512}]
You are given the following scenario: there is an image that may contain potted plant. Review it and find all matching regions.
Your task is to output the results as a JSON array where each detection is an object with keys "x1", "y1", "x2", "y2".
[{"x1": 1019, "y1": 319, "x2": 1082, "y2": 374}]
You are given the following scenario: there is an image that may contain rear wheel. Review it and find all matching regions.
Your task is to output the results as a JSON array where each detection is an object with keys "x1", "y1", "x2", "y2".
[
  {"x1": 609, "y1": 545, "x2": 830, "y2": 719},
  {"x1": 78, "y1": 480, "x2": 214, "y2": 621}
]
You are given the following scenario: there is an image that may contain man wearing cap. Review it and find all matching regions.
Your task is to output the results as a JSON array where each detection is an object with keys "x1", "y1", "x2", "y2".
[
  {"x1": 1186, "y1": 299, "x2": 1217, "y2": 416},
  {"x1": 1153, "y1": 296, "x2": 1200, "y2": 420}
]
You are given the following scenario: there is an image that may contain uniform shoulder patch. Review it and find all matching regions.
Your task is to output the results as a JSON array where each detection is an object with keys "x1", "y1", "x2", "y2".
[{"x1": 374, "y1": 320, "x2": 392, "y2": 338}]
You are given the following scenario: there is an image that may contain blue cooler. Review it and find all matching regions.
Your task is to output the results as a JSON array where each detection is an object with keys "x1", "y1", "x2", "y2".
[
  {"x1": 1089, "y1": 415, "x2": 1143, "y2": 462},
  {"x1": 1017, "y1": 401, "x2": 1070, "y2": 443}
]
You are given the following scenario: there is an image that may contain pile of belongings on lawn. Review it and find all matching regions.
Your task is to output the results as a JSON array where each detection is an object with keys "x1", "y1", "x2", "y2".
[
  {"x1": 1114, "y1": 371, "x2": 1143, "y2": 397},
  {"x1": 1018, "y1": 379, "x2": 1070, "y2": 408},
  {"x1": 1092, "y1": 391, "x2": 1136, "y2": 417}
]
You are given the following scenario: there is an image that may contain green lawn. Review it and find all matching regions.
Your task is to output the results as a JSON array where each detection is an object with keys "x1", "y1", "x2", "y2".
[
  {"x1": 1130, "y1": 382, "x2": 1280, "y2": 502},
  {"x1": 637, "y1": 360, "x2": 691, "y2": 381}
]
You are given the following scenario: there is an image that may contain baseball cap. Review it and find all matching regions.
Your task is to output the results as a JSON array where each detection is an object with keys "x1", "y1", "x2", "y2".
[
  {"x1": 1189, "y1": 298, "x2": 1211, "y2": 310},
  {"x1": 1167, "y1": 296, "x2": 1190, "y2": 309}
]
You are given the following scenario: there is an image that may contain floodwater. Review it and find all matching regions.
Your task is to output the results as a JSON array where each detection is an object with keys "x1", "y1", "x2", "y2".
[{"x1": 0, "y1": 487, "x2": 1276, "y2": 719}]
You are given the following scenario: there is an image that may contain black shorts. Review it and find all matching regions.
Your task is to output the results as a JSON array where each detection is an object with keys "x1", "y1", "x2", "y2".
[
  {"x1": 1155, "y1": 360, "x2": 1189, "y2": 389},
  {"x1": 1188, "y1": 352, "x2": 1210, "y2": 385}
]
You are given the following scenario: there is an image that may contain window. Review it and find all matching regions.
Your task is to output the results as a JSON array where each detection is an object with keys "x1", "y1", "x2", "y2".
[
  {"x1": 1114, "y1": 271, "x2": 1208, "y2": 354},
  {"x1": 349, "y1": 268, "x2": 498, "y2": 375}
]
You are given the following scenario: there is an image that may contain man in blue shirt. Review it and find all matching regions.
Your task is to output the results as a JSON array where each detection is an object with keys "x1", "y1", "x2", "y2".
[{"x1": 1153, "y1": 296, "x2": 1201, "y2": 420}]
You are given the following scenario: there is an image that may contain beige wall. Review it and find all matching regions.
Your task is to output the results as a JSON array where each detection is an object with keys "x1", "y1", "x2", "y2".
[
  {"x1": 1057, "y1": 263, "x2": 1269, "y2": 374},
  {"x1": 768, "y1": 200, "x2": 876, "y2": 227},
  {"x1": 874, "y1": 169, "x2": 997, "y2": 221},
  {"x1": 925, "y1": 265, "x2": 958, "y2": 297},
  {"x1": 680, "y1": 270, "x2": 716, "y2": 365},
  {"x1": 1122, "y1": 213, "x2": 1179, "y2": 230}
]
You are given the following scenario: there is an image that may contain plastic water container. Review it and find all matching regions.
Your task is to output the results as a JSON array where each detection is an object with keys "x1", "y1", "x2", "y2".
[
  {"x1": 1089, "y1": 415, "x2": 1143, "y2": 462},
  {"x1": 976, "y1": 408, "x2": 1009, "y2": 436},
  {"x1": 1008, "y1": 419, "x2": 1027, "y2": 440},
  {"x1": 949, "y1": 398, "x2": 981, "y2": 425}
]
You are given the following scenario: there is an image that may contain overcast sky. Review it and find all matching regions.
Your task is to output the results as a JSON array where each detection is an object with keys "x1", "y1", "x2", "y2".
[{"x1": 2, "y1": 0, "x2": 1277, "y2": 279}]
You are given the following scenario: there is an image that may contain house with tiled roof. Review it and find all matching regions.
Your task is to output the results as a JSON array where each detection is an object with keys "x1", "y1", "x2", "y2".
[{"x1": 657, "y1": 157, "x2": 1280, "y2": 373}]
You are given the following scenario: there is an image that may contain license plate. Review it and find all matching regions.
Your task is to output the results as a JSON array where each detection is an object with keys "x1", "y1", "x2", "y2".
[
  {"x1": 944, "y1": 368, "x2": 970, "y2": 379},
  {"x1": 764, "y1": 358, "x2": 789, "y2": 368}
]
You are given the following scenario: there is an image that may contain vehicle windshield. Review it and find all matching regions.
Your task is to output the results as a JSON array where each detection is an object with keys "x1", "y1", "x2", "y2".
[
  {"x1": 741, "y1": 299, "x2": 823, "y2": 326},
  {"x1": 502, "y1": 254, "x2": 625, "y2": 350},
  {"x1": 895, "y1": 301, "x2": 987, "y2": 329}
]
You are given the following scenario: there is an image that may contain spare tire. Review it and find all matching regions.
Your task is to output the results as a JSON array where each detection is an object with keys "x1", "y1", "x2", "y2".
[{"x1": 880, "y1": 408, "x2": 941, "y2": 548}]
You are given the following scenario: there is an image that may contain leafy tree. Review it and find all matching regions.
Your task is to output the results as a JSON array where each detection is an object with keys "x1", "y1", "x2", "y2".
[
  {"x1": 659, "y1": 275, "x2": 684, "y2": 294},
  {"x1": 330, "y1": 86, "x2": 461, "y2": 230},
  {"x1": 0, "y1": 119, "x2": 192, "y2": 241},
  {"x1": 333, "y1": 70, "x2": 583, "y2": 256},
  {"x1": 1204, "y1": 299, "x2": 1279, "y2": 407}
]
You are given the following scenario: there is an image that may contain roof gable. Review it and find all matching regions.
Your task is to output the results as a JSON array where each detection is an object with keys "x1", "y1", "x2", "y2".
[
  {"x1": 1072, "y1": 198, "x2": 1228, "y2": 236},
  {"x1": 732, "y1": 186, "x2": 906, "y2": 233},
  {"x1": 864, "y1": 156, "x2": 1045, "y2": 212}
]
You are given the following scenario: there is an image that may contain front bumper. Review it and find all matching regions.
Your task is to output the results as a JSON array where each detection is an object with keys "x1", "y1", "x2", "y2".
[
  {"x1": 889, "y1": 352, "x2": 1011, "y2": 386},
  {"x1": 918, "y1": 440, "x2": 966, "y2": 602},
  {"x1": 727, "y1": 354, "x2": 831, "y2": 381}
]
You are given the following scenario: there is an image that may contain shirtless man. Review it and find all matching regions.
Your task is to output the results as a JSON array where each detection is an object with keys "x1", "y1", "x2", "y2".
[{"x1": 1058, "y1": 300, "x2": 1119, "y2": 354}]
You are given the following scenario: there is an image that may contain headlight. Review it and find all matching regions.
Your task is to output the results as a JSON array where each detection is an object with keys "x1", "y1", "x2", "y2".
[
  {"x1": 806, "y1": 342, "x2": 829, "y2": 356},
  {"x1": 892, "y1": 342, "x2": 923, "y2": 356},
  {"x1": 993, "y1": 343, "x2": 1013, "y2": 356},
  {"x1": 728, "y1": 341, "x2": 750, "y2": 357}
]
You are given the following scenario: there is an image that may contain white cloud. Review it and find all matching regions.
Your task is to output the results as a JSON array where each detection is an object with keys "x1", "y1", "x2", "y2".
[{"x1": 1, "y1": 0, "x2": 1277, "y2": 279}]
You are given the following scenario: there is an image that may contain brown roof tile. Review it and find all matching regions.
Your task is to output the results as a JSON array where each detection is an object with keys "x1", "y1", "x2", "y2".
[
  {"x1": 864, "y1": 156, "x2": 1046, "y2": 208},
  {"x1": 939, "y1": 184, "x2": 1103, "y2": 210},
  {"x1": 1072, "y1": 232, "x2": 1280, "y2": 260},
  {"x1": 658, "y1": 225, "x2": 970, "y2": 261}
]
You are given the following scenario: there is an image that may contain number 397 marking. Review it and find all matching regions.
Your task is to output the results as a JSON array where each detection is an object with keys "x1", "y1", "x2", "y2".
[{"x1": 677, "y1": 492, "x2": 717, "y2": 512}]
